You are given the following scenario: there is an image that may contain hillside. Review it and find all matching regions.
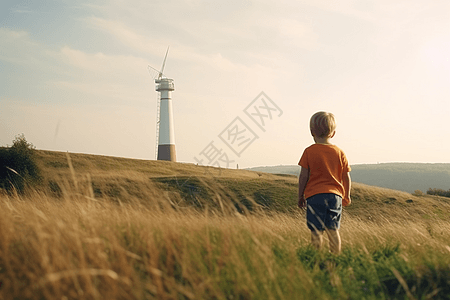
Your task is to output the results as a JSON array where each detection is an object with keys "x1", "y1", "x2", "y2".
[
  {"x1": 3, "y1": 150, "x2": 450, "y2": 299},
  {"x1": 32, "y1": 150, "x2": 450, "y2": 221},
  {"x1": 247, "y1": 163, "x2": 450, "y2": 193}
]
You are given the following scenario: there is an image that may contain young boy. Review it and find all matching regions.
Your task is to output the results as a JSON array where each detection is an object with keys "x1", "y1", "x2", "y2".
[{"x1": 298, "y1": 111, "x2": 351, "y2": 254}]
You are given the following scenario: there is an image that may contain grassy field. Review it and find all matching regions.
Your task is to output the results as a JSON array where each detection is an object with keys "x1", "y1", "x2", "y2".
[{"x1": 1, "y1": 150, "x2": 450, "y2": 299}]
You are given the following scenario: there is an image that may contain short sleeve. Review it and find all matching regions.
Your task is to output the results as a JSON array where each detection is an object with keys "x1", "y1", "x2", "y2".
[{"x1": 298, "y1": 149, "x2": 309, "y2": 170}]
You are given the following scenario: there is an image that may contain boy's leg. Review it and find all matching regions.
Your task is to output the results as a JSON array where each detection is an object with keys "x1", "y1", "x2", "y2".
[
  {"x1": 326, "y1": 229, "x2": 341, "y2": 254},
  {"x1": 311, "y1": 230, "x2": 324, "y2": 250}
]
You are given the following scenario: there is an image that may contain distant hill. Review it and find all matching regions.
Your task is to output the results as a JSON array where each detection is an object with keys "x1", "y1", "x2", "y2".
[
  {"x1": 247, "y1": 165, "x2": 301, "y2": 177},
  {"x1": 247, "y1": 163, "x2": 450, "y2": 193},
  {"x1": 27, "y1": 150, "x2": 450, "y2": 216},
  {"x1": 25, "y1": 150, "x2": 450, "y2": 221}
]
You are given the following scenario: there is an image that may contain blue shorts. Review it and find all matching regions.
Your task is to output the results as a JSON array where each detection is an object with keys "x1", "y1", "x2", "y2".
[{"x1": 306, "y1": 193, "x2": 342, "y2": 231}]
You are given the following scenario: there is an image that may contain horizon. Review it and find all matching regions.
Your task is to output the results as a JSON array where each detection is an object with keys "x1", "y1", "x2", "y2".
[
  {"x1": 14, "y1": 146, "x2": 450, "y2": 169},
  {"x1": 246, "y1": 161, "x2": 450, "y2": 169},
  {"x1": 2, "y1": 1, "x2": 450, "y2": 169}
]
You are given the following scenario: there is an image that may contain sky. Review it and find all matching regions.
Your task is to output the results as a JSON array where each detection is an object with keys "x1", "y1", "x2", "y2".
[{"x1": 1, "y1": 0, "x2": 450, "y2": 168}]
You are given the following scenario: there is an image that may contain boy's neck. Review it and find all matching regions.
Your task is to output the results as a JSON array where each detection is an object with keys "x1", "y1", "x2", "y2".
[{"x1": 313, "y1": 136, "x2": 333, "y2": 145}]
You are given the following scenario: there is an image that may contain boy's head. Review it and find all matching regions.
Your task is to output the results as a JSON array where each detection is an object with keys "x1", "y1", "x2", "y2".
[{"x1": 310, "y1": 111, "x2": 336, "y2": 138}]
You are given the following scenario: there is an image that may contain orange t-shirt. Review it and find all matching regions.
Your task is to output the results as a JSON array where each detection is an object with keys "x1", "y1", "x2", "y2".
[{"x1": 298, "y1": 144, "x2": 351, "y2": 199}]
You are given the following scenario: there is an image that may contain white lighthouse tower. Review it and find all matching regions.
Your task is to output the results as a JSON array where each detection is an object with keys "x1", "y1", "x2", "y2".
[{"x1": 151, "y1": 48, "x2": 176, "y2": 161}]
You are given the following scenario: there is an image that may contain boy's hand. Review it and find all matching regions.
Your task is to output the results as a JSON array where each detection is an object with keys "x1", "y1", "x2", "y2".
[
  {"x1": 298, "y1": 167, "x2": 309, "y2": 210},
  {"x1": 342, "y1": 172, "x2": 351, "y2": 207},
  {"x1": 298, "y1": 196, "x2": 306, "y2": 209}
]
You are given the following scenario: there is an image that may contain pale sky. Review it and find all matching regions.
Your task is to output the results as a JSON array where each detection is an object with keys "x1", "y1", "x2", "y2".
[{"x1": 1, "y1": 0, "x2": 450, "y2": 168}]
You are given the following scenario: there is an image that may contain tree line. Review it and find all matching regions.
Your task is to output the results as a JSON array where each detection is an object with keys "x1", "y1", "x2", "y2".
[{"x1": 426, "y1": 188, "x2": 450, "y2": 198}]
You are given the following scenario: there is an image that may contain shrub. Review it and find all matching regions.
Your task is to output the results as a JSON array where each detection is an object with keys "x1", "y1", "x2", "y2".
[
  {"x1": 413, "y1": 190, "x2": 424, "y2": 196},
  {"x1": 426, "y1": 188, "x2": 450, "y2": 198},
  {"x1": 0, "y1": 134, "x2": 41, "y2": 193}
]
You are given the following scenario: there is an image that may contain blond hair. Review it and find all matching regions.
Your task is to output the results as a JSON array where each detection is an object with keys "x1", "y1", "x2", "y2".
[{"x1": 310, "y1": 111, "x2": 336, "y2": 138}]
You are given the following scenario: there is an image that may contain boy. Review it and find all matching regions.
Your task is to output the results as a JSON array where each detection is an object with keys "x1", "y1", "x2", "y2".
[{"x1": 298, "y1": 111, "x2": 351, "y2": 254}]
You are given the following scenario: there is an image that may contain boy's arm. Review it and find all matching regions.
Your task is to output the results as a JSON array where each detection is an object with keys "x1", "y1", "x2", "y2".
[
  {"x1": 342, "y1": 172, "x2": 351, "y2": 206},
  {"x1": 298, "y1": 167, "x2": 310, "y2": 208}
]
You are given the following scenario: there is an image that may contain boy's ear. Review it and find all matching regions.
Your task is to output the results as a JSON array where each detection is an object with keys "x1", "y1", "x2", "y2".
[{"x1": 330, "y1": 131, "x2": 336, "y2": 138}]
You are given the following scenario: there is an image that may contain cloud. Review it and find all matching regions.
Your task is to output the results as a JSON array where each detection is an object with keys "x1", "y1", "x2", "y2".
[
  {"x1": 0, "y1": 28, "x2": 38, "y2": 64},
  {"x1": 59, "y1": 46, "x2": 149, "y2": 76},
  {"x1": 86, "y1": 17, "x2": 259, "y2": 74},
  {"x1": 51, "y1": 46, "x2": 154, "y2": 105},
  {"x1": 0, "y1": 26, "x2": 153, "y2": 106},
  {"x1": 0, "y1": 27, "x2": 68, "y2": 77},
  {"x1": 82, "y1": 13, "x2": 295, "y2": 105},
  {"x1": 0, "y1": 28, "x2": 29, "y2": 38},
  {"x1": 270, "y1": 18, "x2": 318, "y2": 50},
  {"x1": 13, "y1": 9, "x2": 35, "y2": 14},
  {"x1": 50, "y1": 80, "x2": 150, "y2": 104},
  {"x1": 87, "y1": 17, "x2": 165, "y2": 57}
]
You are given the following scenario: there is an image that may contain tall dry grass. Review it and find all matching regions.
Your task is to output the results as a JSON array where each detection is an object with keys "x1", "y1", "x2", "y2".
[
  {"x1": 2, "y1": 185, "x2": 450, "y2": 299},
  {"x1": 0, "y1": 187, "x2": 308, "y2": 299}
]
